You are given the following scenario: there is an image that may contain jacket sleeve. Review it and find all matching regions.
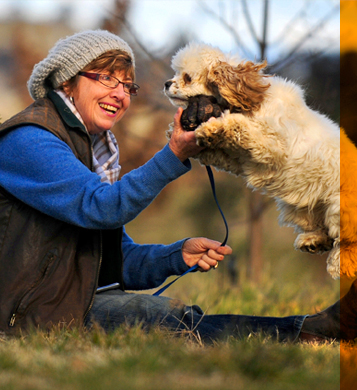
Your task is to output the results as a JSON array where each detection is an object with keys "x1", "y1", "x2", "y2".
[
  {"x1": 0, "y1": 125, "x2": 191, "y2": 229},
  {"x1": 122, "y1": 227, "x2": 190, "y2": 290}
]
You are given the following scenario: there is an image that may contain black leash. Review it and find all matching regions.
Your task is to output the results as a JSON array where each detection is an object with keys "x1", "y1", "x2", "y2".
[
  {"x1": 205, "y1": 166, "x2": 229, "y2": 247},
  {"x1": 153, "y1": 165, "x2": 229, "y2": 296}
]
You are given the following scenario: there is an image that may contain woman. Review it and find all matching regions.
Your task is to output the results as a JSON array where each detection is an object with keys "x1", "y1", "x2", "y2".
[{"x1": 0, "y1": 30, "x2": 355, "y2": 342}]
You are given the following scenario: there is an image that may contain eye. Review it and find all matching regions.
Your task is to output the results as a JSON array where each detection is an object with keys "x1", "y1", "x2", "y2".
[
  {"x1": 183, "y1": 73, "x2": 192, "y2": 84},
  {"x1": 101, "y1": 75, "x2": 112, "y2": 81}
]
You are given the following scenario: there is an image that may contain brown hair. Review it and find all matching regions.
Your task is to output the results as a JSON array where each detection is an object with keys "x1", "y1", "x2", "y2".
[{"x1": 61, "y1": 49, "x2": 135, "y2": 95}]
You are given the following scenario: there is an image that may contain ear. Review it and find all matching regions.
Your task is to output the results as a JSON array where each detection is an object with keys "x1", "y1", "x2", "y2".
[
  {"x1": 60, "y1": 80, "x2": 74, "y2": 97},
  {"x1": 207, "y1": 60, "x2": 270, "y2": 112}
]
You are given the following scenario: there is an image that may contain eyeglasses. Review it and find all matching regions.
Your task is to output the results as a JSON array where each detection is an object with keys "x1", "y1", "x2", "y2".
[{"x1": 78, "y1": 71, "x2": 140, "y2": 96}]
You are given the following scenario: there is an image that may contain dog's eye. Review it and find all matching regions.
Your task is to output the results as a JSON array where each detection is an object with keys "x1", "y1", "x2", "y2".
[{"x1": 183, "y1": 73, "x2": 192, "y2": 84}]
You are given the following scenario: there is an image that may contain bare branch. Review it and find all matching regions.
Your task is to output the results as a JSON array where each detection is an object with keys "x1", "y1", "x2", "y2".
[
  {"x1": 270, "y1": 3, "x2": 339, "y2": 72},
  {"x1": 242, "y1": 0, "x2": 269, "y2": 60},
  {"x1": 241, "y1": 0, "x2": 260, "y2": 45},
  {"x1": 260, "y1": 0, "x2": 269, "y2": 60},
  {"x1": 197, "y1": 0, "x2": 254, "y2": 58},
  {"x1": 109, "y1": 8, "x2": 172, "y2": 73},
  {"x1": 269, "y1": 0, "x2": 310, "y2": 48}
]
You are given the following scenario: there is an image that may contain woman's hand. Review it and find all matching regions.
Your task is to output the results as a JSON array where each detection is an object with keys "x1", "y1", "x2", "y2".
[
  {"x1": 169, "y1": 108, "x2": 205, "y2": 162},
  {"x1": 182, "y1": 237, "x2": 232, "y2": 271}
]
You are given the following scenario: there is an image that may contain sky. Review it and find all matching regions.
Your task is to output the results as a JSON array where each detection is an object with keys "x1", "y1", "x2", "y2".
[{"x1": 0, "y1": 0, "x2": 340, "y2": 61}]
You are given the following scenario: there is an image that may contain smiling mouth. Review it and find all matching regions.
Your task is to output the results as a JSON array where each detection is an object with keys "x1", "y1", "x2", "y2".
[{"x1": 99, "y1": 103, "x2": 118, "y2": 114}]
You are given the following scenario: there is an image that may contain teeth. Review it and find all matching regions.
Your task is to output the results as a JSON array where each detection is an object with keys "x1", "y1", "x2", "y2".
[{"x1": 99, "y1": 103, "x2": 118, "y2": 113}]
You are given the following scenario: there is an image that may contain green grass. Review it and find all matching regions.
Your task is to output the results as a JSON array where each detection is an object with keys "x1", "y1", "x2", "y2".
[
  {"x1": 0, "y1": 169, "x2": 347, "y2": 389},
  {"x1": 0, "y1": 277, "x2": 342, "y2": 390},
  {"x1": 0, "y1": 325, "x2": 340, "y2": 390}
]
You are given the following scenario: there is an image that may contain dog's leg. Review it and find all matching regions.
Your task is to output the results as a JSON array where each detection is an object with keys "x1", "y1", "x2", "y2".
[
  {"x1": 195, "y1": 113, "x2": 286, "y2": 167},
  {"x1": 195, "y1": 148, "x2": 243, "y2": 175},
  {"x1": 277, "y1": 200, "x2": 335, "y2": 255},
  {"x1": 324, "y1": 196, "x2": 340, "y2": 241},
  {"x1": 288, "y1": 207, "x2": 333, "y2": 254},
  {"x1": 326, "y1": 240, "x2": 340, "y2": 279}
]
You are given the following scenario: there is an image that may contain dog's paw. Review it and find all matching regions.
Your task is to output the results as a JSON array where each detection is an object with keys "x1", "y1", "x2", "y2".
[
  {"x1": 294, "y1": 232, "x2": 334, "y2": 254},
  {"x1": 166, "y1": 124, "x2": 174, "y2": 140},
  {"x1": 195, "y1": 120, "x2": 222, "y2": 148},
  {"x1": 327, "y1": 266, "x2": 340, "y2": 280}
]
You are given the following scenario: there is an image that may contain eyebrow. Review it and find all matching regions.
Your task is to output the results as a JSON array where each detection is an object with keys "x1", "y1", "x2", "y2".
[
  {"x1": 112, "y1": 74, "x2": 133, "y2": 83},
  {"x1": 94, "y1": 69, "x2": 133, "y2": 82}
]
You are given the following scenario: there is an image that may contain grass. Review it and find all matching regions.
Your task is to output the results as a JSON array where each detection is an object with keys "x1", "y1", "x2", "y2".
[
  {"x1": 0, "y1": 168, "x2": 351, "y2": 389},
  {"x1": 0, "y1": 324, "x2": 340, "y2": 390},
  {"x1": 0, "y1": 275, "x2": 344, "y2": 390}
]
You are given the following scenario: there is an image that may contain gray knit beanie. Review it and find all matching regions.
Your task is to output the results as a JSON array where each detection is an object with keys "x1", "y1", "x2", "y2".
[{"x1": 27, "y1": 29, "x2": 135, "y2": 100}]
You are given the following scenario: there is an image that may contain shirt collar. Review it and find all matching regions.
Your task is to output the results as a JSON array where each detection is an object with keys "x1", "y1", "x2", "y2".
[{"x1": 47, "y1": 90, "x2": 87, "y2": 133}]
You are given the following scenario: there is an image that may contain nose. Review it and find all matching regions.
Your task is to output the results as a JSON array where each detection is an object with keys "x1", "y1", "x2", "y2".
[
  {"x1": 164, "y1": 80, "x2": 173, "y2": 90},
  {"x1": 110, "y1": 82, "x2": 126, "y2": 100}
]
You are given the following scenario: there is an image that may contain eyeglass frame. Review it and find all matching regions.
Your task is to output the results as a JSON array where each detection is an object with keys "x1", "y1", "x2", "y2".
[{"x1": 78, "y1": 71, "x2": 140, "y2": 96}]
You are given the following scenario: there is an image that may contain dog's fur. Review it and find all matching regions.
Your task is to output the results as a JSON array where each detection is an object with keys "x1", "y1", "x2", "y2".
[{"x1": 165, "y1": 42, "x2": 357, "y2": 279}]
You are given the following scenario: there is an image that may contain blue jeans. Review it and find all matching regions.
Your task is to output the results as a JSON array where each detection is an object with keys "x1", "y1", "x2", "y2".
[{"x1": 84, "y1": 289, "x2": 306, "y2": 343}]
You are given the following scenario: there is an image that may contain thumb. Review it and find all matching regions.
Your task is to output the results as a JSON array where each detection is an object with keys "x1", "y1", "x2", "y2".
[
  {"x1": 174, "y1": 107, "x2": 184, "y2": 131},
  {"x1": 200, "y1": 237, "x2": 222, "y2": 251}
]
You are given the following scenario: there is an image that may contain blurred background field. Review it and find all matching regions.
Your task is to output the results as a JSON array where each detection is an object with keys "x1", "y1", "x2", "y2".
[
  {"x1": 0, "y1": 0, "x2": 340, "y2": 290},
  {"x1": 0, "y1": 0, "x2": 352, "y2": 389}
]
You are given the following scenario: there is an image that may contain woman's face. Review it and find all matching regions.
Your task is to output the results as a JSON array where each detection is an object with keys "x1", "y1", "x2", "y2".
[{"x1": 71, "y1": 70, "x2": 131, "y2": 134}]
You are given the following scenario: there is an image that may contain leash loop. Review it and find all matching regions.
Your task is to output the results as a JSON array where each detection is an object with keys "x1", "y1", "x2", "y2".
[
  {"x1": 153, "y1": 165, "x2": 229, "y2": 296},
  {"x1": 205, "y1": 165, "x2": 229, "y2": 247}
]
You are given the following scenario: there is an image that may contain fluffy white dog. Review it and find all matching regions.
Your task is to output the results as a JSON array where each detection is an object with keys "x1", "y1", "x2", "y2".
[{"x1": 164, "y1": 42, "x2": 348, "y2": 279}]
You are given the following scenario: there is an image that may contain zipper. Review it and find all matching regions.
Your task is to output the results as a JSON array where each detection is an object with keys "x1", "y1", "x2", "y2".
[
  {"x1": 83, "y1": 133, "x2": 100, "y2": 322},
  {"x1": 83, "y1": 230, "x2": 103, "y2": 322},
  {"x1": 9, "y1": 314, "x2": 16, "y2": 327},
  {"x1": 9, "y1": 251, "x2": 57, "y2": 327}
]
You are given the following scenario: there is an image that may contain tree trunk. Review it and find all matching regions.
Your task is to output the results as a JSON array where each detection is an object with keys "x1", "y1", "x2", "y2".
[
  {"x1": 247, "y1": 191, "x2": 264, "y2": 283},
  {"x1": 247, "y1": 0, "x2": 269, "y2": 283}
]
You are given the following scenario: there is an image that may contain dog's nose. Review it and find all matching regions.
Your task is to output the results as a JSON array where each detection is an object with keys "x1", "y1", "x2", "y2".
[{"x1": 164, "y1": 80, "x2": 173, "y2": 90}]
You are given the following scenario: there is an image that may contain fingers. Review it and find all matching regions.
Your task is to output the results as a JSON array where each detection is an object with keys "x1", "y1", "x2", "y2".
[
  {"x1": 197, "y1": 237, "x2": 232, "y2": 255},
  {"x1": 197, "y1": 251, "x2": 223, "y2": 272},
  {"x1": 181, "y1": 237, "x2": 232, "y2": 271},
  {"x1": 198, "y1": 244, "x2": 233, "y2": 272},
  {"x1": 216, "y1": 245, "x2": 233, "y2": 256}
]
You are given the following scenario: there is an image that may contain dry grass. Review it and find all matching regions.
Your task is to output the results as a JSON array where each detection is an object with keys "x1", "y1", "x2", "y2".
[
  {"x1": 0, "y1": 323, "x2": 340, "y2": 390},
  {"x1": 0, "y1": 275, "x2": 345, "y2": 390}
]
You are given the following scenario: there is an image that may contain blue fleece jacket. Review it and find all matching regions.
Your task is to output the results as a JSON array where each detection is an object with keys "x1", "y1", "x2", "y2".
[{"x1": 0, "y1": 125, "x2": 192, "y2": 290}]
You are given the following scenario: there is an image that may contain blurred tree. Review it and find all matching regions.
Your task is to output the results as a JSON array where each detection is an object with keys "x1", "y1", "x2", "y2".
[
  {"x1": 105, "y1": 0, "x2": 338, "y2": 283},
  {"x1": 101, "y1": 0, "x2": 129, "y2": 34},
  {"x1": 242, "y1": 0, "x2": 269, "y2": 284},
  {"x1": 98, "y1": 0, "x2": 176, "y2": 177},
  {"x1": 10, "y1": 23, "x2": 50, "y2": 107},
  {"x1": 0, "y1": 0, "x2": 339, "y2": 286},
  {"x1": 197, "y1": 0, "x2": 339, "y2": 283},
  {"x1": 1, "y1": 20, "x2": 73, "y2": 114}
]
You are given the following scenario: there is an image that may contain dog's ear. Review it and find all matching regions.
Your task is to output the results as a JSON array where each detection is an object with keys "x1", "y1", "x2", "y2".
[{"x1": 207, "y1": 60, "x2": 270, "y2": 112}]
